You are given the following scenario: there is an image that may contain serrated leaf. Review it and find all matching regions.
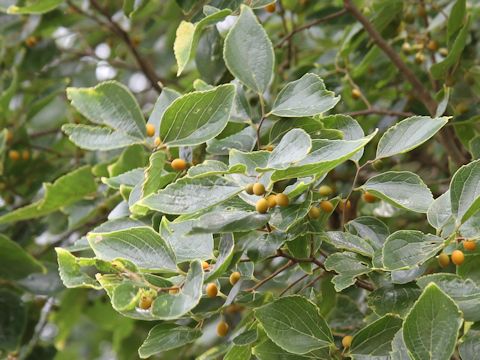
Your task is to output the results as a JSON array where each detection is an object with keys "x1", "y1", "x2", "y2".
[
  {"x1": 87, "y1": 227, "x2": 176, "y2": 272},
  {"x1": 270, "y1": 73, "x2": 340, "y2": 117},
  {"x1": 0, "y1": 166, "x2": 97, "y2": 224},
  {"x1": 450, "y1": 159, "x2": 480, "y2": 224},
  {"x1": 160, "y1": 84, "x2": 235, "y2": 146},
  {"x1": 224, "y1": 345, "x2": 252, "y2": 360},
  {"x1": 255, "y1": 296, "x2": 333, "y2": 354},
  {"x1": 55, "y1": 248, "x2": 101, "y2": 289},
  {"x1": 269, "y1": 192, "x2": 312, "y2": 232},
  {"x1": 138, "y1": 175, "x2": 242, "y2": 215},
  {"x1": 382, "y1": 230, "x2": 443, "y2": 270},
  {"x1": 322, "y1": 114, "x2": 365, "y2": 162},
  {"x1": 376, "y1": 116, "x2": 449, "y2": 159},
  {"x1": 323, "y1": 232, "x2": 374, "y2": 257},
  {"x1": 223, "y1": 5, "x2": 274, "y2": 93},
  {"x1": 390, "y1": 330, "x2": 410, "y2": 360},
  {"x1": 427, "y1": 191, "x2": 453, "y2": 231},
  {"x1": 367, "y1": 284, "x2": 421, "y2": 317},
  {"x1": 253, "y1": 339, "x2": 327, "y2": 359},
  {"x1": 261, "y1": 129, "x2": 311, "y2": 170},
  {"x1": 459, "y1": 322, "x2": 480, "y2": 360},
  {"x1": 142, "y1": 152, "x2": 166, "y2": 197},
  {"x1": 174, "y1": 9, "x2": 231, "y2": 75},
  {"x1": 206, "y1": 234, "x2": 234, "y2": 282},
  {"x1": 207, "y1": 126, "x2": 257, "y2": 155},
  {"x1": 269, "y1": 132, "x2": 377, "y2": 181},
  {"x1": 151, "y1": 260, "x2": 203, "y2": 319},
  {"x1": 160, "y1": 218, "x2": 213, "y2": 263},
  {"x1": 138, "y1": 323, "x2": 202, "y2": 358},
  {"x1": 417, "y1": 273, "x2": 480, "y2": 321},
  {"x1": 360, "y1": 171, "x2": 433, "y2": 213},
  {"x1": 346, "y1": 216, "x2": 389, "y2": 249},
  {"x1": 147, "y1": 88, "x2": 181, "y2": 136},
  {"x1": 403, "y1": 283, "x2": 462, "y2": 360},
  {"x1": 191, "y1": 209, "x2": 270, "y2": 233},
  {"x1": 350, "y1": 315, "x2": 403, "y2": 357},
  {"x1": 102, "y1": 168, "x2": 144, "y2": 189},
  {"x1": 0, "y1": 235, "x2": 44, "y2": 280},
  {"x1": 324, "y1": 252, "x2": 371, "y2": 291},
  {"x1": 187, "y1": 160, "x2": 245, "y2": 178}
]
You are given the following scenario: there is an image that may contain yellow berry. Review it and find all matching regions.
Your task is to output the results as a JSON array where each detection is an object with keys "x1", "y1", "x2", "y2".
[
  {"x1": 362, "y1": 192, "x2": 377, "y2": 203},
  {"x1": 427, "y1": 40, "x2": 438, "y2": 52},
  {"x1": 342, "y1": 335, "x2": 353, "y2": 348},
  {"x1": 8, "y1": 150, "x2": 20, "y2": 161},
  {"x1": 265, "y1": 145, "x2": 274, "y2": 151},
  {"x1": 308, "y1": 207, "x2": 321, "y2": 219},
  {"x1": 319, "y1": 200, "x2": 334, "y2": 213},
  {"x1": 415, "y1": 52, "x2": 425, "y2": 64},
  {"x1": 318, "y1": 185, "x2": 333, "y2": 196},
  {"x1": 171, "y1": 158, "x2": 187, "y2": 171},
  {"x1": 206, "y1": 283, "x2": 218, "y2": 298},
  {"x1": 154, "y1": 137, "x2": 161, "y2": 147},
  {"x1": 266, "y1": 194, "x2": 277, "y2": 208},
  {"x1": 265, "y1": 2, "x2": 276, "y2": 13},
  {"x1": 139, "y1": 295, "x2": 153, "y2": 310},
  {"x1": 451, "y1": 250, "x2": 465, "y2": 266},
  {"x1": 202, "y1": 261, "x2": 210, "y2": 270},
  {"x1": 22, "y1": 150, "x2": 30, "y2": 161},
  {"x1": 252, "y1": 183, "x2": 266, "y2": 196},
  {"x1": 463, "y1": 240, "x2": 476, "y2": 251},
  {"x1": 146, "y1": 124, "x2": 155, "y2": 137},
  {"x1": 217, "y1": 321, "x2": 229, "y2": 337},
  {"x1": 229, "y1": 271, "x2": 241, "y2": 285},
  {"x1": 25, "y1": 36, "x2": 38, "y2": 47},
  {"x1": 256, "y1": 198, "x2": 269, "y2": 214},
  {"x1": 245, "y1": 184, "x2": 255, "y2": 195},
  {"x1": 275, "y1": 193, "x2": 289, "y2": 207},
  {"x1": 438, "y1": 253, "x2": 450, "y2": 267},
  {"x1": 351, "y1": 88, "x2": 361, "y2": 99}
]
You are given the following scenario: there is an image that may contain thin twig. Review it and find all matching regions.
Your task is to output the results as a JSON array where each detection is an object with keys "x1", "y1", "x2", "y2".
[{"x1": 246, "y1": 260, "x2": 295, "y2": 292}]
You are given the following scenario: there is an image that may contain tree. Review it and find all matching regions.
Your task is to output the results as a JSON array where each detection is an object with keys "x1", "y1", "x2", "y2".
[{"x1": 0, "y1": 0, "x2": 479, "y2": 359}]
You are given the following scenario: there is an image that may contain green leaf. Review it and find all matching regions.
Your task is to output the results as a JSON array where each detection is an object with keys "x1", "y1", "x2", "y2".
[
  {"x1": 223, "y1": 5, "x2": 274, "y2": 93},
  {"x1": 160, "y1": 218, "x2": 213, "y2": 263},
  {"x1": 138, "y1": 323, "x2": 202, "y2": 358},
  {"x1": 261, "y1": 129, "x2": 311, "y2": 170},
  {"x1": 403, "y1": 283, "x2": 462, "y2": 360},
  {"x1": 459, "y1": 322, "x2": 480, "y2": 360},
  {"x1": 174, "y1": 9, "x2": 232, "y2": 75},
  {"x1": 207, "y1": 127, "x2": 257, "y2": 155},
  {"x1": 187, "y1": 161, "x2": 246, "y2": 178},
  {"x1": 151, "y1": 260, "x2": 203, "y2": 319},
  {"x1": 322, "y1": 114, "x2": 365, "y2": 162},
  {"x1": 147, "y1": 88, "x2": 181, "y2": 135},
  {"x1": 233, "y1": 329, "x2": 258, "y2": 346},
  {"x1": 360, "y1": 171, "x2": 433, "y2": 213},
  {"x1": 55, "y1": 248, "x2": 101, "y2": 289},
  {"x1": 138, "y1": 175, "x2": 242, "y2": 215},
  {"x1": 255, "y1": 296, "x2": 333, "y2": 354},
  {"x1": 427, "y1": 191, "x2": 454, "y2": 231},
  {"x1": 142, "y1": 152, "x2": 166, "y2": 197},
  {"x1": 346, "y1": 216, "x2": 389, "y2": 249},
  {"x1": 191, "y1": 209, "x2": 270, "y2": 233},
  {"x1": 7, "y1": 0, "x2": 63, "y2": 14},
  {"x1": 450, "y1": 159, "x2": 480, "y2": 224},
  {"x1": 224, "y1": 345, "x2": 252, "y2": 360},
  {"x1": 324, "y1": 252, "x2": 371, "y2": 291},
  {"x1": 0, "y1": 235, "x2": 44, "y2": 280},
  {"x1": 160, "y1": 84, "x2": 235, "y2": 146},
  {"x1": 270, "y1": 73, "x2": 340, "y2": 117},
  {"x1": 0, "y1": 290, "x2": 27, "y2": 352},
  {"x1": 350, "y1": 315, "x2": 403, "y2": 357},
  {"x1": 87, "y1": 227, "x2": 177, "y2": 272},
  {"x1": 102, "y1": 168, "x2": 144, "y2": 189},
  {"x1": 270, "y1": 132, "x2": 377, "y2": 182},
  {"x1": 323, "y1": 231, "x2": 374, "y2": 257},
  {"x1": 375, "y1": 116, "x2": 449, "y2": 159},
  {"x1": 390, "y1": 330, "x2": 410, "y2": 360},
  {"x1": 0, "y1": 166, "x2": 97, "y2": 224},
  {"x1": 382, "y1": 230, "x2": 443, "y2": 270},
  {"x1": 206, "y1": 234, "x2": 234, "y2": 282},
  {"x1": 417, "y1": 273, "x2": 480, "y2": 322},
  {"x1": 367, "y1": 284, "x2": 421, "y2": 317},
  {"x1": 447, "y1": 0, "x2": 466, "y2": 41},
  {"x1": 431, "y1": 17, "x2": 470, "y2": 79},
  {"x1": 269, "y1": 192, "x2": 312, "y2": 232}
]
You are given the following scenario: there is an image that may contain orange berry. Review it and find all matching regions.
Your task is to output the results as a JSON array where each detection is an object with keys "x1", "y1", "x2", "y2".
[
  {"x1": 265, "y1": 145, "x2": 274, "y2": 151},
  {"x1": 342, "y1": 335, "x2": 353, "y2": 348},
  {"x1": 252, "y1": 183, "x2": 265, "y2": 196},
  {"x1": 415, "y1": 52, "x2": 425, "y2": 64},
  {"x1": 206, "y1": 283, "x2": 218, "y2": 298},
  {"x1": 146, "y1": 124, "x2": 155, "y2": 137},
  {"x1": 202, "y1": 261, "x2": 210, "y2": 270},
  {"x1": 438, "y1": 253, "x2": 450, "y2": 267},
  {"x1": 463, "y1": 240, "x2": 476, "y2": 251},
  {"x1": 256, "y1": 198, "x2": 269, "y2": 214},
  {"x1": 319, "y1": 200, "x2": 334, "y2": 213},
  {"x1": 22, "y1": 150, "x2": 30, "y2": 161},
  {"x1": 229, "y1": 271, "x2": 241, "y2": 285},
  {"x1": 171, "y1": 158, "x2": 187, "y2": 171},
  {"x1": 25, "y1": 36, "x2": 38, "y2": 47},
  {"x1": 318, "y1": 185, "x2": 333, "y2": 196},
  {"x1": 265, "y1": 2, "x2": 276, "y2": 13},
  {"x1": 275, "y1": 193, "x2": 289, "y2": 207},
  {"x1": 308, "y1": 207, "x2": 321, "y2": 219},
  {"x1": 338, "y1": 200, "x2": 351, "y2": 212},
  {"x1": 139, "y1": 295, "x2": 153, "y2": 310},
  {"x1": 451, "y1": 250, "x2": 465, "y2": 266},
  {"x1": 217, "y1": 321, "x2": 229, "y2": 337},
  {"x1": 427, "y1": 40, "x2": 438, "y2": 52},
  {"x1": 351, "y1": 88, "x2": 361, "y2": 99},
  {"x1": 8, "y1": 150, "x2": 20, "y2": 161},
  {"x1": 266, "y1": 194, "x2": 277, "y2": 208},
  {"x1": 362, "y1": 192, "x2": 377, "y2": 203},
  {"x1": 245, "y1": 184, "x2": 255, "y2": 195}
]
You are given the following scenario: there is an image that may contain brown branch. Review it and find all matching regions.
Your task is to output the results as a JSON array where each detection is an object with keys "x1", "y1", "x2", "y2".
[
  {"x1": 89, "y1": 0, "x2": 163, "y2": 92},
  {"x1": 246, "y1": 260, "x2": 295, "y2": 292},
  {"x1": 276, "y1": 9, "x2": 348, "y2": 48},
  {"x1": 343, "y1": 0, "x2": 468, "y2": 166}
]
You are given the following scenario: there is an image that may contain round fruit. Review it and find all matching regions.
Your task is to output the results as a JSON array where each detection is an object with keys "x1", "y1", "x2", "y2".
[
  {"x1": 372, "y1": 159, "x2": 384, "y2": 171},
  {"x1": 351, "y1": 88, "x2": 361, "y2": 99},
  {"x1": 245, "y1": 184, "x2": 255, "y2": 195},
  {"x1": 319, "y1": 200, "x2": 334, "y2": 213},
  {"x1": 22, "y1": 150, "x2": 30, "y2": 161},
  {"x1": 25, "y1": 36, "x2": 38, "y2": 47},
  {"x1": 206, "y1": 283, "x2": 218, "y2": 298},
  {"x1": 266, "y1": 194, "x2": 277, "y2": 208},
  {"x1": 202, "y1": 261, "x2": 210, "y2": 270},
  {"x1": 146, "y1": 124, "x2": 155, "y2": 137},
  {"x1": 265, "y1": 145, "x2": 274, "y2": 151},
  {"x1": 438, "y1": 253, "x2": 450, "y2": 268},
  {"x1": 8, "y1": 150, "x2": 20, "y2": 161},
  {"x1": 275, "y1": 193, "x2": 289, "y2": 207},
  {"x1": 415, "y1": 52, "x2": 425, "y2": 64},
  {"x1": 139, "y1": 295, "x2": 153, "y2": 310},
  {"x1": 338, "y1": 200, "x2": 351, "y2": 212},
  {"x1": 229, "y1": 271, "x2": 241, "y2": 285},
  {"x1": 362, "y1": 192, "x2": 377, "y2": 203},
  {"x1": 256, "y1": 198, "x2": 269, "y2": 214},
  {"x1": 217, "y1": 321, "x2": 229, "y2": 337},
  {"x1": 427, "y1": 40, "x2": 438, "y2": 52},
  {"x1": 463, "y1": 240, "x2": 476, "y2": 251},
  {"x1": 308, "y1": 207, "x2": 321, "y2": 219},
  {"x1": 252, "y1": 183, "x2": 266, "y2": 196},
  {"x1": 439, "y1": 47, "x2": 448, "y2": 57},
  {"x1": 451, "y1": 250, "x2": 465, "y2": 266},
  {"x1": 171, "y1": 158, "x2": 187, "y2": 171},
  {"x1": 265, "y1": 2, "x2": 276, "y2": 13},
  {"x1": 318, "y1": 185, "x2": 333, "y2": 196},
  {"x1": 342, "y1": 335, "x2": 353, "y2": 348},
  {"x1": 401, "y1": 42, "x2": 412, "y2": 53},
  {"x1": 169, "y1": 287, "x2": 180, "y2": 295}
]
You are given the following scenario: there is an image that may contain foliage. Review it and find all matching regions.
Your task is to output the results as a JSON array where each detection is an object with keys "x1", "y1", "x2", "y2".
[{"x1": 0, "y1": 0, "x2": 479, "y2": 359}]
